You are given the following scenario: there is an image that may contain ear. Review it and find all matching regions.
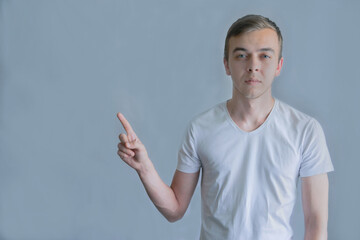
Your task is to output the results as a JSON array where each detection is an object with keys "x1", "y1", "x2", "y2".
[
  {"x1": 275, "y1": 57, "x2": 284, "y2": 77},
  {"x1": 223, "y1": 58, "x2": 231, "y2": 76}
]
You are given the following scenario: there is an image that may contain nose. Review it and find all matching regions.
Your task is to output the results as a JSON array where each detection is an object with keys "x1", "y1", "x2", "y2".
[
  {"x1": 247, "y1": 66, "x2": 259, "y2": 72},
  {"x1": 247, "y1": 58, "x2": 260, "y2": 72}
]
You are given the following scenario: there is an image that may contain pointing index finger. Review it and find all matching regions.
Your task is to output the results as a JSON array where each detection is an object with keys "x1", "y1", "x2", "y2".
[{"x1": 117, "y1": 112, "x2": 137, "y2": 141}]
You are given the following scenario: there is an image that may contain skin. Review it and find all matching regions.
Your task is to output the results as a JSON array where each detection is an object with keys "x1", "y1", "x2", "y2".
[
  {"x1": 117, "y1": 28, "x2": 330, "y2": 239},
  {"x1": 223, "y1": 28, "x2": 283, "y2": 132},
  {"x1": 117, "y1": 113, "x2": 199, "y2": 222},
  {"x1": 302, "y1": 174, "x2": 329, "y2": 240}
]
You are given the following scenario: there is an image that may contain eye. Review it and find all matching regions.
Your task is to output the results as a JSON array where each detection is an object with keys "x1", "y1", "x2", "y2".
[
  {"x1": 237, "y1": 54, "x2": 246, "y2": 58},
  {"x1": 262, "y1": 54, "x2": 271, "y2": 59}
]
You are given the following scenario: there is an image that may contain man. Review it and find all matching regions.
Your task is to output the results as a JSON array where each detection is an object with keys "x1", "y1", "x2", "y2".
[{"x1": 117, "y1": 15, "x2": 334, "y2": 240}]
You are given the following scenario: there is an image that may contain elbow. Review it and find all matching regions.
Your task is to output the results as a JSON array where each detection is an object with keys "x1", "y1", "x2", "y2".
[
  {"x1": 166, "y1": 217, "x2": 180, "y2": 223},
  {"x1": 159, "y1": 199, "x2": 187, "y2": 223},
  {"x1": 164, "y1": 210, "x2": 185, "y2": 223},
  {"x1": 166, "y1": 213, "x2": 184, "y2": 223},
  {"x1": 305, "y1": 214, "x2": 328, "y2": 229},
  {"x1": 304, "y1": 215, "x2": 328, "y2": 240}
]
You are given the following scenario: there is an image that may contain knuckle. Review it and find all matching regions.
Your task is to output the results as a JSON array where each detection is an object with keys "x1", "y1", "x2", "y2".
[
  {"x1": 118, "y1": 151, "x2": 128, "y2": 159},
  {"x1": 119, "y1": 133, "x2": 126, "y2": 141},
  {"x1": 118, "y1": 144, "x2": 125, "y2": 151}
]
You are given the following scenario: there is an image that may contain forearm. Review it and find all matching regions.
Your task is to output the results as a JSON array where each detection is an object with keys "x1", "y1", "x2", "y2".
[
  {"x1": 117, "y1": 114, "x2": 184, "y2": 222},
  {"x1": 301, "y1": 174, "x2": 330, "y2": 240},
  {"x1": 304, "y1": 216, "x2": 328, "y2": 240},
  {"x1": 137, "y1": 159, "x2": 180, "y2": 222}
]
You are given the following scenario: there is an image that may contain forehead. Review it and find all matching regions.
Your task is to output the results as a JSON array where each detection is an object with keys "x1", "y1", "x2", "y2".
[{"x1": 229, "y1": 28, "x2": 280, "y2": 52}]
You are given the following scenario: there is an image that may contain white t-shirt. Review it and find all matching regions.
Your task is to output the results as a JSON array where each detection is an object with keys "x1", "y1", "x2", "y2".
[{"x1": 177, "y1": 98, "x2": 334, "y2": 240}]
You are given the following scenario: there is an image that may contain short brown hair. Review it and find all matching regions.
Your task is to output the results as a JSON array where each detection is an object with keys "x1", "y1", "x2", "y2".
[{"x1": 224, "y1": 14, "x2": 283, "y2": 61}]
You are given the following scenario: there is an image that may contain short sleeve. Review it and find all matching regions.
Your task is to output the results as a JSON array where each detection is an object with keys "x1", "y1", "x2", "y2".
[
  {"x1": 299, "y1": 119, "x2": 334, "y2": 177},
  {"x1": 177, "y1": 122, "x2": 202, "y2": 173}
]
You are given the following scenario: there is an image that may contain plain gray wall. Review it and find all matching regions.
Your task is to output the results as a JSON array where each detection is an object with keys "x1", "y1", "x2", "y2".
[{"x1": 0, "y1": 0, "x2": 359, "y2": 239}]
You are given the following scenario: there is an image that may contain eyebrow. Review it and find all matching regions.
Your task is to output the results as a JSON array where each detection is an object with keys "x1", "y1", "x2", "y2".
[{"x1": 232, "y1": 47, "x2": 275, "y2": 53}]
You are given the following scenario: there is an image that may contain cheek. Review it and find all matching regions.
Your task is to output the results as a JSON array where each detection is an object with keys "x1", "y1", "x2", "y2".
[
  {"x1": 231, "y1": 62, "x2": 247, "y2": 72},
  {"x1": 263, "y1": 62, "x2": 278, "y2": 75}
]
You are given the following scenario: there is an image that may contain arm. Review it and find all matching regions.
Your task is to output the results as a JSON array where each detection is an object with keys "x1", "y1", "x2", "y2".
[
  {"x1": 116, "y1": 113, "x2": 199, "y2": 222},
  {"x1": 301, "y1": 173, "x2": 329, "y2": 240},
  {"x1": 139, "y1": 168, "x2": 199, "y2": 222}
]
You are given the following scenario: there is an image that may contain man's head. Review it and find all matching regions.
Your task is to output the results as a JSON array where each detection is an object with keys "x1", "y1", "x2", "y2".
[
  {"x1": 224, "y1": 15, "x2": 283, "y2": 62},
  {"x1": 223, "y1": 15, "x2": 284, "y2": 100}
]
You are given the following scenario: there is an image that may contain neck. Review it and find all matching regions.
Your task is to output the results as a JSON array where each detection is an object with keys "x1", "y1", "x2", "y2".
[{"x1": 227, "y1": 93, "x2": 275, "y2": 132}]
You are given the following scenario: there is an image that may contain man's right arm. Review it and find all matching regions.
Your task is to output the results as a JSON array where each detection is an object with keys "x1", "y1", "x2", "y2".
[
  {"x1": 138, "y1": 166, "x2": 200, "y2": 222},
  {"x1": 116, "y1": 113, "x2": 200, "y2": 222}
]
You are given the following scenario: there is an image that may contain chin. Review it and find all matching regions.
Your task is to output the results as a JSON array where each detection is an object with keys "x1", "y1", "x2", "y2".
[
  {"x1": 240, "y1": 91, "x2": 269, "y2": 100},
  {"x1": 240, "y1": 91, "x2": 261, "y2": 99}
]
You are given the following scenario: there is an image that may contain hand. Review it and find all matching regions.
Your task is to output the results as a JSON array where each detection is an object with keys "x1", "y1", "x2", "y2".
[{"x1": 117, "y1": 113, "x2": 150, "y2": 172}]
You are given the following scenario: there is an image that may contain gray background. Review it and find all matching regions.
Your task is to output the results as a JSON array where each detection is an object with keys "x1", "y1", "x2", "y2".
[{"x1": 0, "y1": 0, "x2": 359, "y2": 239}]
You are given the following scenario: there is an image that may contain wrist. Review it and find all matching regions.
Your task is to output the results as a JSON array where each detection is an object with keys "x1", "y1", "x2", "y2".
[{"x1": 136, "y1": 158, "x2": 154, "y2": 179}]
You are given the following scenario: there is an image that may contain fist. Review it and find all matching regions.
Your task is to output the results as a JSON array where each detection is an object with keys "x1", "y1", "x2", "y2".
[{"x1": 117, "y1": 113, "x2": 150, "y2": 171}]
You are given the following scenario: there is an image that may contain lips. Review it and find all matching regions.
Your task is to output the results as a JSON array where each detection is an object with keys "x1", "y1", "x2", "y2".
[{"x1": 245, "y1": 79, "x2": 261, "y2": 84}]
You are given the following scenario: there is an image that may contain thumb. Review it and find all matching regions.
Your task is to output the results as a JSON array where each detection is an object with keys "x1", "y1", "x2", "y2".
[{"x1": 126, "y1": 140, "x2": 141, "y2": 150}]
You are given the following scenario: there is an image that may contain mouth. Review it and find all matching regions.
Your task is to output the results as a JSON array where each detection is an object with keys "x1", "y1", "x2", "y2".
[{"x1": 245, "y1": 79, "x2": 261, "y2": 84}]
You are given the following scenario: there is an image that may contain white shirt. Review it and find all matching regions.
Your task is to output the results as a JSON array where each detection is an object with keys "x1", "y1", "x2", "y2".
[{"x1": 177, "y1": 99, "x2": 334, "y2": 240}]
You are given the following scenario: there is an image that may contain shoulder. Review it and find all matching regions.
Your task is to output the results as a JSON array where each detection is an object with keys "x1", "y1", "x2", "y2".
[
  {"x1": 275, "y1": 99, "x2": 313, "y2": 122},
  {"x1": 274, "y1": 99, "x2": 318, "y2": 129},
  {"x1": 188, "y1": 101, "x2": 227, "y2": 129},
  {"x1": 274, "y1": 99, "x2": 329, "y2": 142},
  {"x1": 184, "y1": 100, "x2": 228, "y2": 142},
  {"x1": 269, "y1": 99, "x2": 327, "y2": 145}
]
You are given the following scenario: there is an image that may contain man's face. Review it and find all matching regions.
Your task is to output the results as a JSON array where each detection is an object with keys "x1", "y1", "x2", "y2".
[{"x1": 224, "y1": 28, "x2": 283, "y2": 100}]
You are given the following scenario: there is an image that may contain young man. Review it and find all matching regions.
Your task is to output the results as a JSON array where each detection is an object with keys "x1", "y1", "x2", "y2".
[{"x1": 117, "y1": 15, "x2": 334, "y2": 240}]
